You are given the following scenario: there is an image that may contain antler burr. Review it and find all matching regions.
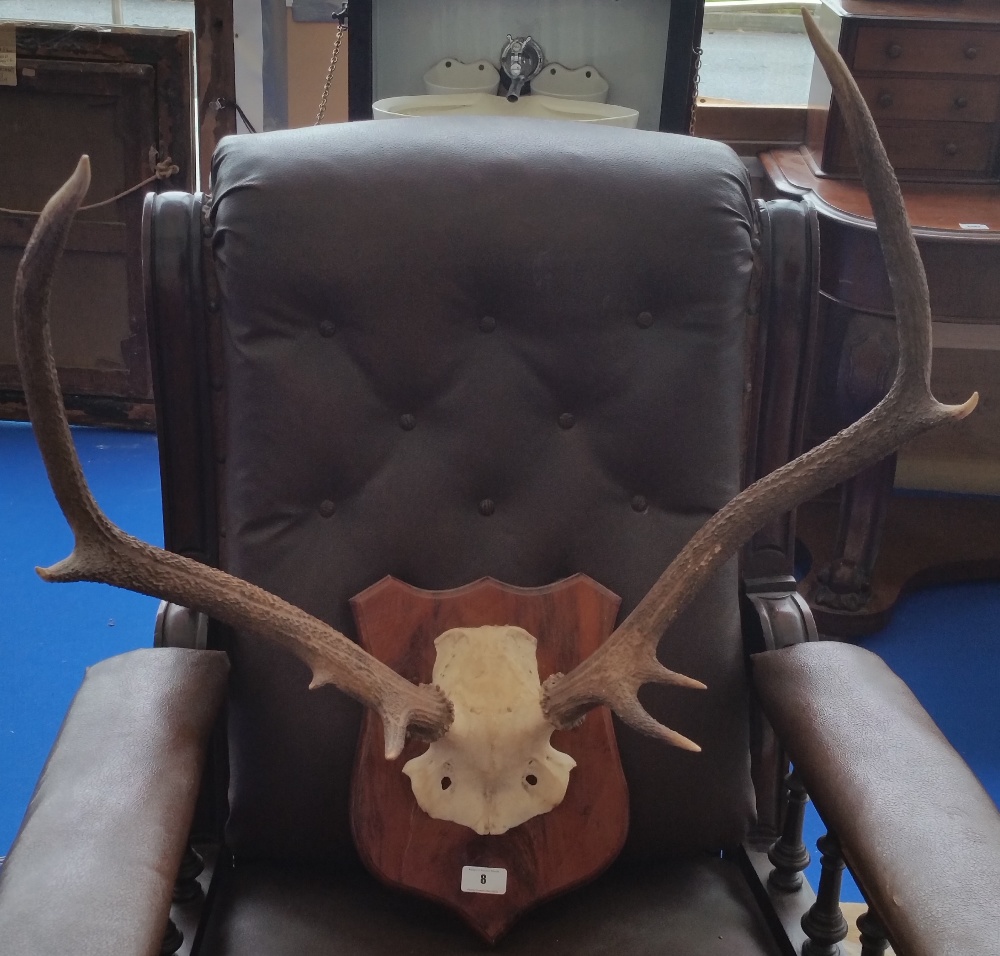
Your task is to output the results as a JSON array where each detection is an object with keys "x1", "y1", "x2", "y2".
[
  {"x1": 13, "y1": 155, "x2": 453, "y2": 761},
  {"x1": 542, "y1": 10, "x2": 977, "y2": 743}
]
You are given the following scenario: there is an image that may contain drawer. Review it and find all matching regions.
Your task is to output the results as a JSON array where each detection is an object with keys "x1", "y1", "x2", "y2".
[
  {"x1": 858, "y1": 76, "x2": 1000, "y2": 124},
  {"x1": 853, "y1": 25, "x2": 1000, "y2": 75},
  {"x1": 831, "y1": 121, "x2": 996, "y2": 175}
]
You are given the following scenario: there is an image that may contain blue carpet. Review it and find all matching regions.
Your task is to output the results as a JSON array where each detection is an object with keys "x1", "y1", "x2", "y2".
[
  {"x1": 2, "y1": 419, "x2": 999, "y2": 909},
  {"x1": 0, "y1": 422, "x2": 161, "y2": 854}
]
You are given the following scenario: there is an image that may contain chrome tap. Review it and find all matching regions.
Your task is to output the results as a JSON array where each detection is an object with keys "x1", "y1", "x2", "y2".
[{"x1": 500, "y1": 35, "x2": 544, "y2": 102}]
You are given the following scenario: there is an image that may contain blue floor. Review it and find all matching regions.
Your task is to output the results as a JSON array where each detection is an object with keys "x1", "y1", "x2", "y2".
[
  {"x1": 0, "y1": 422, "x2": 161, "y2": 853},
  {"x1": 2, "y1": 420, "x2": 999, "y2": 908}
]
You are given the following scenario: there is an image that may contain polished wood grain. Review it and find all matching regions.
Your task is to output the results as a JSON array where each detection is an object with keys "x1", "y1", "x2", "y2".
[
  {"x1": 762, "y1": 146, "x2": 1000, "y2": 634},
  {"x1": 852, "y1": 24, "x2": 1000, "y2": 75},
  {"x1": 764, "y1": 146, "x2": 1000, "y2": 231},
  {"x1": 349, "y1": 575, "x2": 628, "y2": 943}
]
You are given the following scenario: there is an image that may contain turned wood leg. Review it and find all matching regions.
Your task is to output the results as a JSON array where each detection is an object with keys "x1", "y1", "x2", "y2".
[
  {"x1": 768, "y1": 769, "x2": 811, "y2": 891},
  {"x1": 801, "y1": 831, "x2": 848, "y2": 956},
  {"x1": 857, "y1": 908, "x2": 890, "y2": 956},
  {"x1": 809, "y1": 305, "x2": 898, "y2": 618},
  {"x1": 161, "y1": 916, "x2": 184, "y2": 956},
  {"x1": 173, "y1": 844, "x2": 205, "y2": 903}
]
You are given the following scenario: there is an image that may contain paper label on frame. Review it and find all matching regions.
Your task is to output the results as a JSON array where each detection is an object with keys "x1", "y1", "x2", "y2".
[
  {"x1": 461, "y1": 865, "x2": 507, "y2": 895},
  {"x1": 0, "y1": 25, "x2": 16, "y2": 86}
]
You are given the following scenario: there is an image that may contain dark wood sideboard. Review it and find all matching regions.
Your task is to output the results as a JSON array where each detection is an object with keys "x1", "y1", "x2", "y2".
[
  {"x1": 758, "y1": 0, "x2": 1000, "y2": 637},
  {"x1": 763, "y1": 166, "x2": 1000, "y2": 637}
]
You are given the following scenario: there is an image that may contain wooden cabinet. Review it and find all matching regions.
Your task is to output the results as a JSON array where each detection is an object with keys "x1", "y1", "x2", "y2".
[
  {"x1": 807, "y1": 0, "x2": 1000, "y2": 181},
  {"x1": 761, "y1": 149, "x2": 1000, "y2": 636},
  {"x1": 757, "y1": 4, "x2": 1000, "y2": 635}
]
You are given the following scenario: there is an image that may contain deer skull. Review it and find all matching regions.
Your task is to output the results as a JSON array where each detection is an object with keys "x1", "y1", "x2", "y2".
[{"x1": 403, "y1": 626, "x2": 576, "y2": 835}]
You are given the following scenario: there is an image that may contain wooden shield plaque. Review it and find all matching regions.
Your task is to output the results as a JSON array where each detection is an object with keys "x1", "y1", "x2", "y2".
[{"x1": 349, "y1": 574, "x2": 629, "y2": 942}]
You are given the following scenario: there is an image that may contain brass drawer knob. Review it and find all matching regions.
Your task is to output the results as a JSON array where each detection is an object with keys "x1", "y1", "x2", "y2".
[
  {"x1": 964, "y1": 46, "x2": 979, "y2": 60},
  {"x1": 954, "y1": 95, "x2": 969, "y2": 109},
  {"x1": 944, "y1": 142, "x2": 959, "y2": 156},
  {"x1": 877, "y1": 92, "x2": 893, "y2": 109},
  {"x1": 886, "y1": 42, "x2": 902, "y2": 59}
]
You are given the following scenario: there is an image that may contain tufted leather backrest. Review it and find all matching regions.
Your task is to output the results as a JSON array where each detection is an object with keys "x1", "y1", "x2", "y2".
[{"x1": 169, "y1": 118, "x2": 764, "y2": 864}]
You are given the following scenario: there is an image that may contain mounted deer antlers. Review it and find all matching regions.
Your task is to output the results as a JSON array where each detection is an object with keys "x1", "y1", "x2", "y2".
[
  {"x1": 542, "y1": 10, "x2": 978, "y2": 740},
  {"x1": 13, "y1": 10, "x2": 976, "y2": 773}
]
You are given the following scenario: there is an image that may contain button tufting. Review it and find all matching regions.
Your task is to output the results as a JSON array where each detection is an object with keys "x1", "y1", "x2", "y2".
[
  {"x1": 631, "y1": 494, "x2": 648, "y2": 513},
  {"x1": 319, "y1": 499, "x2": 336, "y2": 518},
  {"x1": 636, "y1": 311, "x2": 653, "y2": 328},
  {"x1": 558, "y1": 412, "x2": 575, "y2": 430},
  {"x1": 478, "y1": 499, "x2": 495, "y2": 517},
  {"x1": 399, "y1": 413, "x2": 416, "y2": 431},
  {"x1": 480, "y1": 315, "x2": 497, "y2": 333},
  {"x1": 319, "y1": 320, "x2": 336, "y2": 338}
]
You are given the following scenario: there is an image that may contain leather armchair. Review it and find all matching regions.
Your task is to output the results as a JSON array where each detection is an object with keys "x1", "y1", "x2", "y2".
[{"x1": 2, "y1": 118, "x2": 998, "y2": 956}]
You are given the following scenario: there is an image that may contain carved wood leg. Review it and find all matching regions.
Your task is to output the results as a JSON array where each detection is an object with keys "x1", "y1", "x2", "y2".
[
  {"x1": 857, "y1": 908, "x2": 890, "y2": 956},
  {"x1": 173, "y1": 844, "x2": 205, "y2": 903},
  {"x1": 768, "y1": 769, "x2": 811, "y2": 891},
  {"x1": 161, "y1": 916, "x2": 184, "y2": 956},
  {"x1": 801, "y1": 831, "x2": 848, "y2": 956},
  {"x1": 806, "y1": 304, "x2": 899, "y2": 624},
  {"x1": 811, "y1": 454, "x2": 897, "y2": 614}
]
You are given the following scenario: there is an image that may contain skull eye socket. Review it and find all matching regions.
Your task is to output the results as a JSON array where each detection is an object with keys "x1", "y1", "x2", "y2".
[
  {"x1": 525, "y1": 774, "x2": 538, "y2": 786},
  {"x1": 441, "y1": 776, "x2": 452, "y2": 790}
]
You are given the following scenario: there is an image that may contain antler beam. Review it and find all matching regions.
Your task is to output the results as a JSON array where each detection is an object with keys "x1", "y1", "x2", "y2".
[
  {"x1": 12, "y1": 155, "x2": 453, "y2": 760},
  {"x1": 542, "y1": 10, "x2": 978, "y2": 742}
]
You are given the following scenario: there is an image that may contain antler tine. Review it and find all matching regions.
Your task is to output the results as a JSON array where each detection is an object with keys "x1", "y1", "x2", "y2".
[
  {"x1": 543, "y1": 10, "x2": 978, "y2": 743},
  {"x1": 13, "y1": 156, "x2": 452, "y2": 760}
]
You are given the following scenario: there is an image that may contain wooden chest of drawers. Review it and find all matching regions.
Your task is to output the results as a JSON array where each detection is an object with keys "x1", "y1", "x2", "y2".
[{"x1": 807, "y1": 0, "x2": 1000, "y2": 182}]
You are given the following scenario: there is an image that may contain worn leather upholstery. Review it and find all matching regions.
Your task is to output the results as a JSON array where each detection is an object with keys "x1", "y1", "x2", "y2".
[
  {"x1": 207, "y1": 118, "x2": 759, "y2": 865},
  {"x1": 199, "y1": 856, "x2": 781, "y2": 956},
  {"x1": 753, "y1": 642, "x2": 1000, "y2": 956},
  {"x1": 0, "y1": 648, "x2": 229, "y2": 956}
]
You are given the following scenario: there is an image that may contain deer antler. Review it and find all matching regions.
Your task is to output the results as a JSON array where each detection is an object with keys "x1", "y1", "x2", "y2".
[
  {"x1": 12, "y1": 155, "x2": 453, "y2": 761},
  {"x1": 542, "y1": 10, "x2": 978, "y2": 745}
]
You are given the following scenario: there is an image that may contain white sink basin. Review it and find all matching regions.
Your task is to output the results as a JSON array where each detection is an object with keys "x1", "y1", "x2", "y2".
[{"x1": 372, "y1": 93, "x2": 639, "y2": 129}]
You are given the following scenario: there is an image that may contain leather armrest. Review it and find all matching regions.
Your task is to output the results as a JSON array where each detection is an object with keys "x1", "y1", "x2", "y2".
[
  {"x1": 752, "y1": 642, "x2": 1000, "y2": 956},
  {"x1": 0, "y1": 647, "x2": 228, "y2": 956}
]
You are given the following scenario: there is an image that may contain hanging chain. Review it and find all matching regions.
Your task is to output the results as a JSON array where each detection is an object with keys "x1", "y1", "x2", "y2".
[
  {"x1": 688, "y1": 44, "x2": 704, "y2": 135},
  {"x1": 314, "y1": 18, "x2": 347, "y2": 125}
]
